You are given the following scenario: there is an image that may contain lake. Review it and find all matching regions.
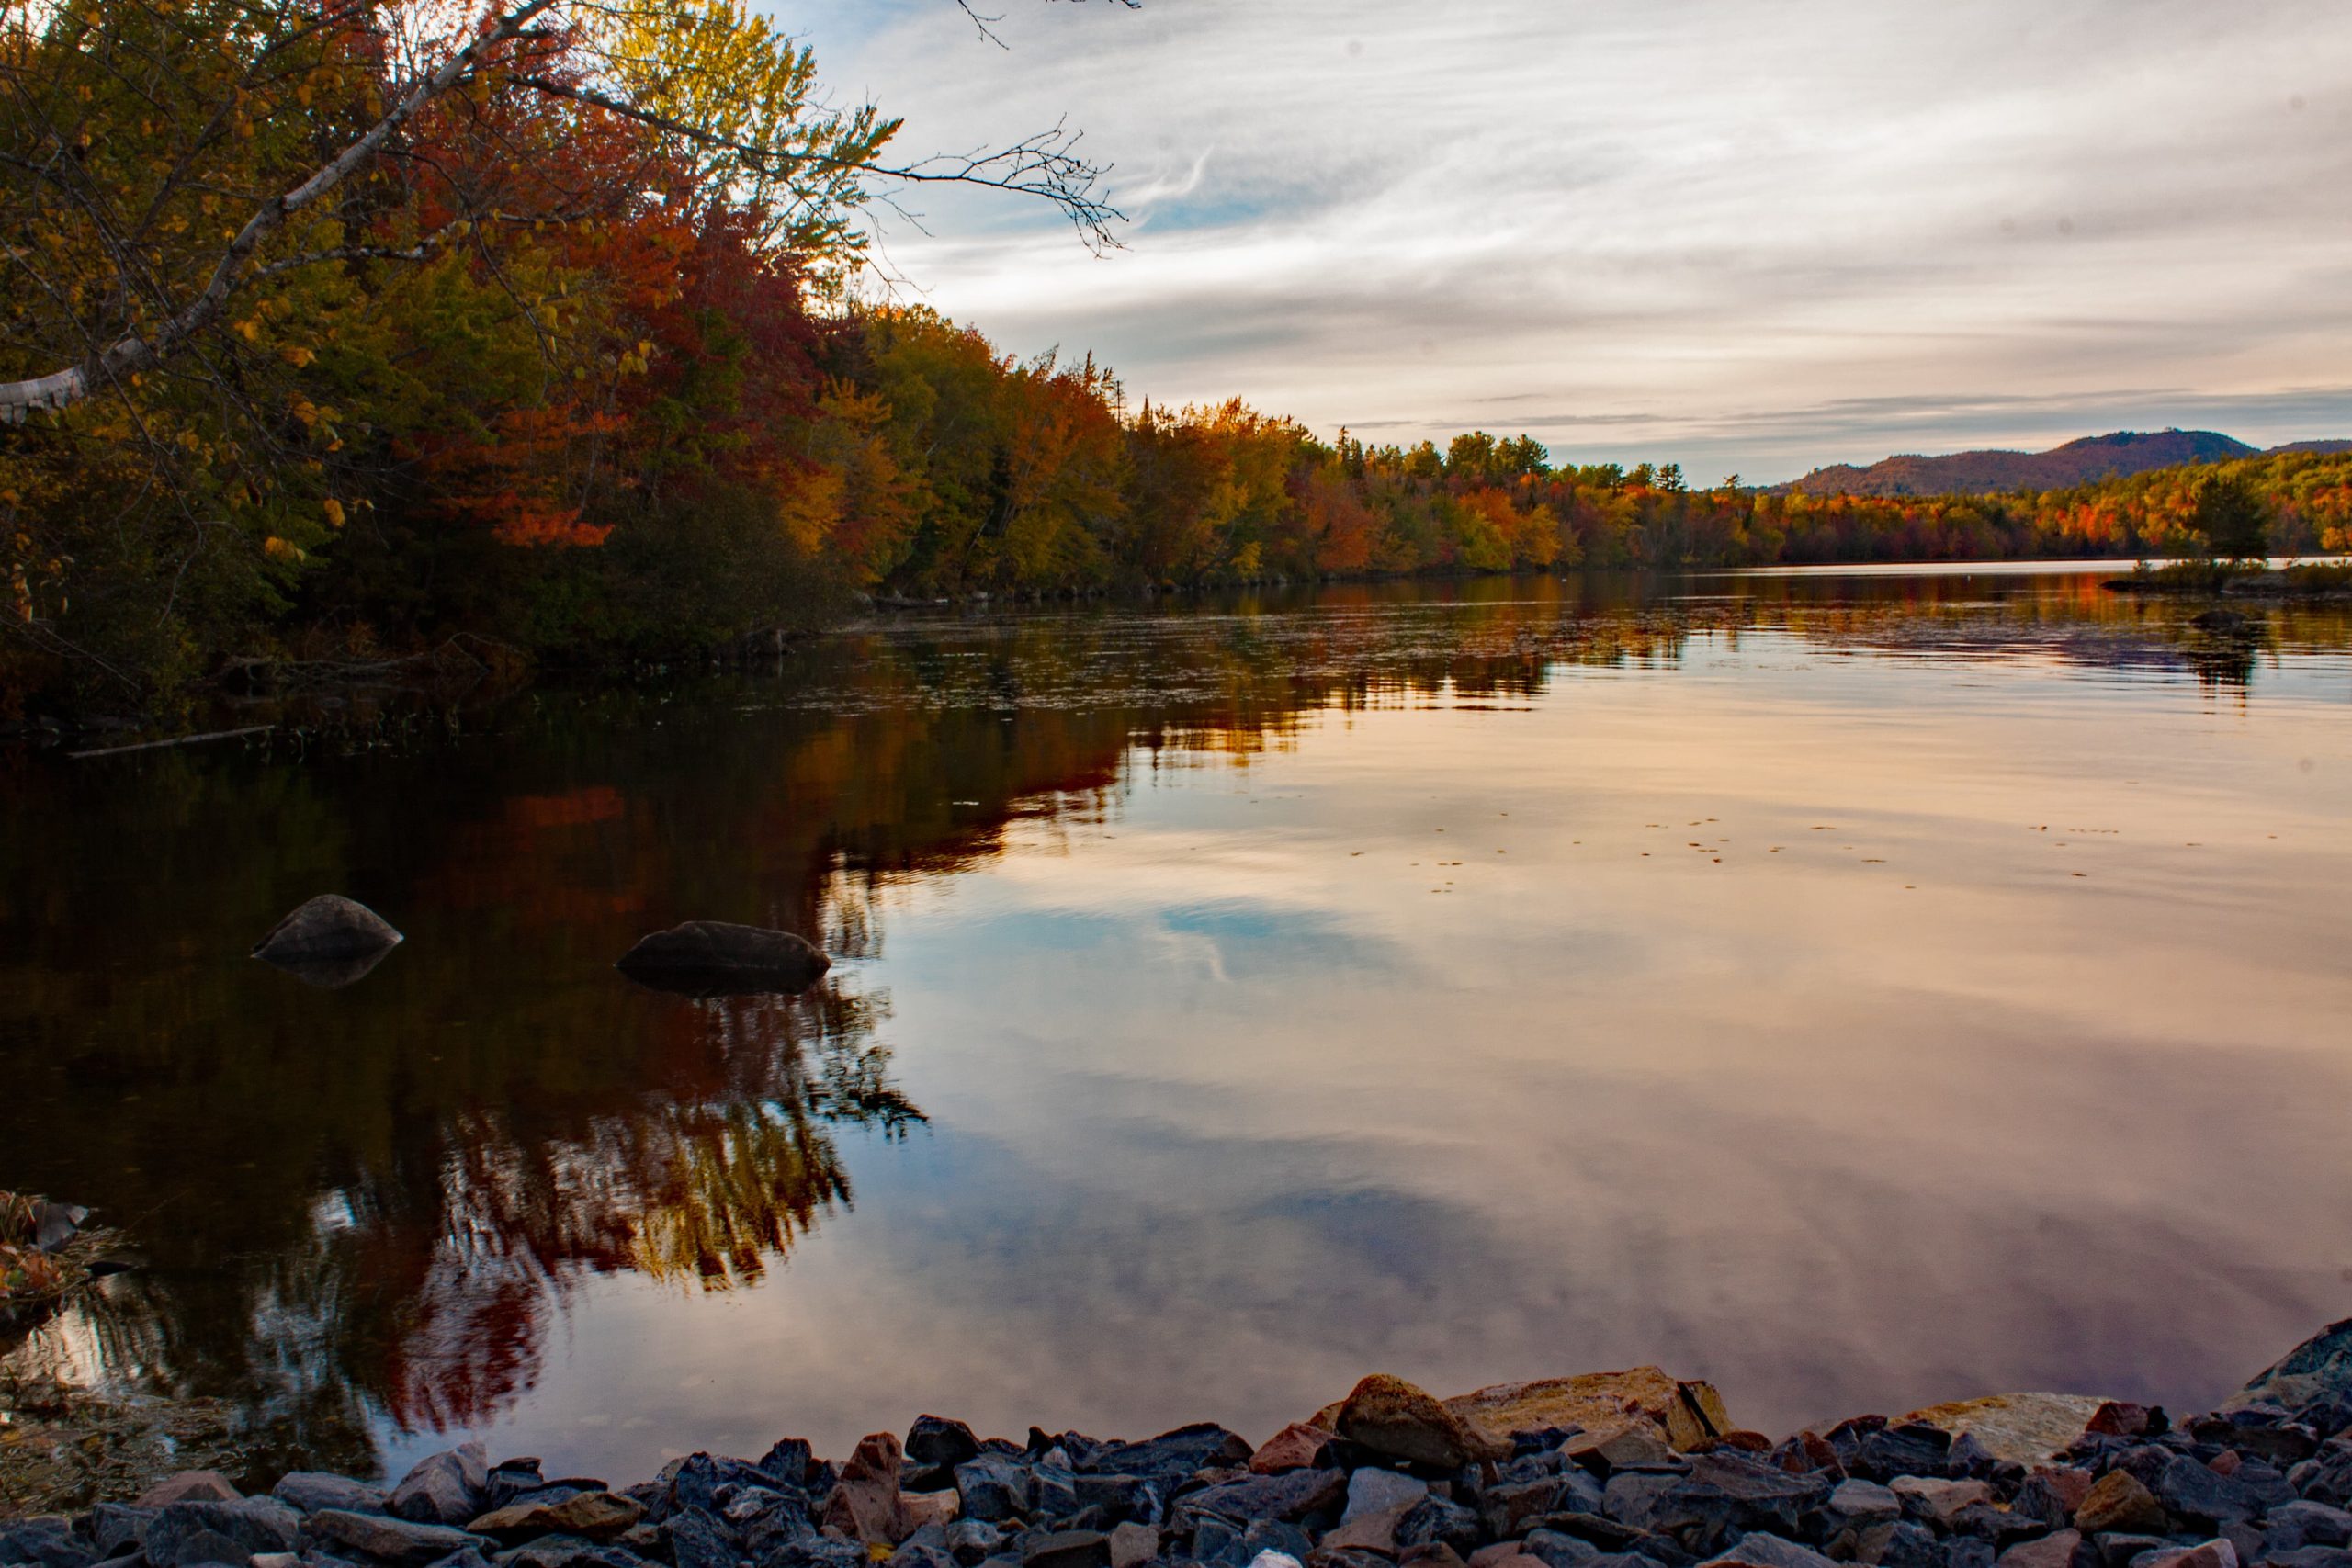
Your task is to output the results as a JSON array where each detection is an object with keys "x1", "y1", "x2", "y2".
[{"x1": 3, "y1": 567, "x2": 2348, "y2": 1488}]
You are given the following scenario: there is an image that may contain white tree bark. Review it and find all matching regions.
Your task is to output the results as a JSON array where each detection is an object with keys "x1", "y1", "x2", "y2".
[{"x1": 0, "y1": 0, "x2": 562, "y2": 426}]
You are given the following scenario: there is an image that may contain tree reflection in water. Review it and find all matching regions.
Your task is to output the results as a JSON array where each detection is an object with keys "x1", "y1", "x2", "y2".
[{"x1": 3, "y1": 571, "x2": 2343, "y2": 1485}]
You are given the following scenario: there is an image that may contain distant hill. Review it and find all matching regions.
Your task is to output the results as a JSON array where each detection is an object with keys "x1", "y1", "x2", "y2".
[{"x1": 1777, "y1": 429, "x2": 2282, "y2": 496}]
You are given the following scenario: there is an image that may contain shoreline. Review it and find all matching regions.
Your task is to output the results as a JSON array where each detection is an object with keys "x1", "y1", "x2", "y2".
[
  {"x1": 6, "y1": 1319, "x2": 2347, "y2": 1568},
  {"x1": 12, "y1": 556, "x2": 2346, "y2": 753}
]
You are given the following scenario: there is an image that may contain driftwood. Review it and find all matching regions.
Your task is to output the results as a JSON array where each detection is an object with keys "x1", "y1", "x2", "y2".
[{"x1": 67, "y1": 725, "x2": 274, "y2": 761}]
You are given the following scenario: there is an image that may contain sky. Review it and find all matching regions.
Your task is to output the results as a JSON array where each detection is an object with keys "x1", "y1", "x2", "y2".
[{"x1": 786, "y1": 1, "x2": 2352, "y2": 485}]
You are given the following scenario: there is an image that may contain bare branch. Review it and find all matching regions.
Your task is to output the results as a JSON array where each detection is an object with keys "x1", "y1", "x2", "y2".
[{"x1": 514, "y1": 74, "x2": 1125, "y2": 253}]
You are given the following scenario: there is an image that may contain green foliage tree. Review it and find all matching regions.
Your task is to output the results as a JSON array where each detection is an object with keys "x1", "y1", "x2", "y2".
[{"x1": 2190, "y1": 472, "x2": 2273, "y2": 563}]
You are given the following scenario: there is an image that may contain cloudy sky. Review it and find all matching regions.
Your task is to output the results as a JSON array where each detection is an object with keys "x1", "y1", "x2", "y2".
[{"x1": 788, "y1": 1, "x2": 2352, "y2": 484}]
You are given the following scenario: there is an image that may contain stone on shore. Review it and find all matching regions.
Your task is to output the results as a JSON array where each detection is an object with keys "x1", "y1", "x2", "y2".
[
  {"x1": 1343, "y1": 1467, "x2": 1430, "y2": 1524},
  {"x1": 1899, "y1": 1393, "x2": 2116, "y2": 1468},
  {"x1": 469, "y1": 1492, "x2": 647, "y2": 1544},
  {"x1": 1700, "y1": 1532, "x2": 1839, "y2": 1568},
  {"x1": 271, "y1": 1472, "x2": 389, "y2": 1514},
  {"x1": 822, "y1": 1432, "x2": 909, "y2": 1545},
  {"x1": 1996, "y1": 1530, "x2": 2086, "y2": 1568},
  {"x1": 2232, "y1": 1317, "x2": 2352, "y2": 1425},
  {"x1": 141, "y1": 1499, "x2": 300, "y2": 1568},
  {"x1": 1250, "y1": 1423, "x2": 1337, "y2": 1475},
  {"x1": 2077, "y1": 1471, "x2": 2170, "y2": 1535},
  {"x1": 956, "y1": 1453, "x2": 1035, "y2": 1524},
  {"x1": 1329, "y1": 1375, "x2": 1508, "y2": 1469},
  {"x1": 616, "y1": 921, "x2": 831, "y2": 997},
  {"x1": 390, "y1": 1443, "x2": 490, "y2": 1526},
  {"x1": 308, "y1": 1509, "x2": 494, "y2": 1567},
  {"x1": 1460, "y1": 1368, "x2": 1735, "y2": 1453}
]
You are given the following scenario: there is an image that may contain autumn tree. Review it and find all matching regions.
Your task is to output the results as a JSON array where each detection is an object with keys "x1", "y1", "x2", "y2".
[{"x1": 0, "y1": 0, "x2": 1130, "y2": 703}]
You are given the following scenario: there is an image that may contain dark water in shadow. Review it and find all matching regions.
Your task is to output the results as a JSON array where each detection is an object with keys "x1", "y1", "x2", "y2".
[{"x1": 3, "y1": 568, "x2": 2348, "y2": 1483}]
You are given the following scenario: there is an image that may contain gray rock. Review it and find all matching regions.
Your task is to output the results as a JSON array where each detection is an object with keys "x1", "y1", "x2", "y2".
[
  {"x1": 1851, "y1": 1521, "x2": 1943, "y2": 1568},
  {"x1": 1523, "y1": 1530, "x2": 1606, "y2": 1568},
  {"x1": 1343, "y1": 1470, "x2": 1428, "y2": 1526},
  {"x1": 2233, "y1": 1318, "x2": 2352, "y2": 1425},
  {"x1": 910, "y1": 1421, "x2": 984, "y2": 1472},
  {"x1": 2122, "y1": 1543, "x2": 2237, "y2": 1568},
  {"x1": 945, "y1": 1521, "x2": 1008, "y2": 1567},
  {"x1": 1947, "y1": 1543, "x2": 1996, "y2": 1568},
  {"x1": 390, "y1": 1446, "x2": 490, "y2": 1527},
  {"x1": 1189, "y1": 1517, "x2": 1241, "y2": 1567},
  {"x1": 2268, "y1": 1503, "x2": 2352, "y2": 1554},
  {"x1": 491, "y1": 1536, "x2": 641, "y2": 1568},
  {"x1": 1021, "y1": 1531, "x2": 1109, "y2": 1568},
  {"x1": 86, "y1": 1506, "x2": 155, "y2": 1558},
  {"x1": 760, "y1": 1440, "x2": 820, "y2": 1491},
  {"x1": 303, "y1": 1510, "x2": 492, "y2": 1568},
  {"x1": 957, "y1": 1457, "x2": 1036, "y2": 1524},
  {"x1": 2088, "y1": 1536, "x2": 2169, "y2": 1568},
  {"x1": 2295, "y1": 1451, "x2": 2352, "y2": 1511},
  {"x1": 2262, "y1": 1552, "x2": 2352, "y2": 1568},
  {"x1": 1034, "y1": 1467, "x2": 1080, "y2": 1524},
  {"x1": 1177, "y1": 1471, "x2": 1344, "y2": 1530},
  {"x1": 1485, "y1": 1475, "x2": 1607, "y2": 1539},
  {"x1": 252, "y1": 896, "x2": 403, "y2": 968},
  {"x1": 1605, "y1": 1473, "x2": 1684, "y2": 1528},
  {"x1": 1069, "y1": 1475, "x2": 1154, "y2": 1528},
  {"x1": 658, "y1": 1506, "x2": 730, "y2": 1568},
  {"x1": 273, "y1": 1476, "x2": 390, "y2": 1517},
  {"x1": 1082, "y1": 1427, "x2": 1254, "y2": 1492},
  {"x1": 616, "y1": 922, "x2": 830, "y2": 997},
  {"x1": 1832, "y1": 1482, "x2": 1903, "y2": 1525},
  {"x1": 1393, "y1": 1495, "x2": 1481, "y2": 1557},
  {"x1": 772, "y1": 1542, "x2": 867, "y2": 1568},
  {"x1": 1703, "y1": 1535, "x2": 1837, "y2": 1568},
  {"x1": 2142, "y1": 1455, "x2": 2261, "y2": 1530},
  {"x1": 1858, "y1": 1427, "x2": 1956, "y2": 1483},
  {"x1": 656, "y1": 1454, "x2": 782, "y2": 1522},
  {"x1": 1645, "y1": 1456, "x2": 1833, "y2": 1549},
  {"x1": 170, "y1": 1529, "x2": 257, "y2": 1567},
  {"x1": 1105, "y1": 1524, "x2": 1157, "y2": 1568},
  {"x1": 0, "y1": 1519, "x2": 92, "y2": 1568},
  {"x1": 145, "y1": 1501, "x2": 301, "y2": 1568},
  {"x1": 1892, "y1": 1478, "x2": 1995, "y2": 1528}
]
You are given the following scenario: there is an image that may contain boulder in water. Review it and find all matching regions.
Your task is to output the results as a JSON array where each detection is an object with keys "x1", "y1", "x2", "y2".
[
  {"x1": 616, "y1": 920, "x2": 831, "y2": 997},
  {"x1": 252, "y1": 895, "x2": 403, "y2": 986}
]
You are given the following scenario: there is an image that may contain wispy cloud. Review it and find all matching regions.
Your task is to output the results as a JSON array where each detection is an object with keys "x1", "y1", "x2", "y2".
[{"x1": 787, "y1": 0, "x2": 2352, "y2": 482}]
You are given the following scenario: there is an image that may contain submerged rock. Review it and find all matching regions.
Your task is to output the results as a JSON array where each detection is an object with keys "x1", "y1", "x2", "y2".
[
  {"x1": 250, "y1": 894, "x2": 402, "y2": 986},
  {"x1": 616, "y1": 920, "x2": 831, "y2": 997}
]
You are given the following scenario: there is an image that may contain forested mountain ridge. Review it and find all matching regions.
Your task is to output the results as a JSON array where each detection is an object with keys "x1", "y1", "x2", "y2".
[{"x1": 1777, "y1": 430, "x2": 2279, "y2": 496}]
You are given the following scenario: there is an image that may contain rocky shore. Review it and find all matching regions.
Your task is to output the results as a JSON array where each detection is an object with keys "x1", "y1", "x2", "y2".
[{"x1": 6, "y1": 1320, "x2": 2350, "y2": 1568}]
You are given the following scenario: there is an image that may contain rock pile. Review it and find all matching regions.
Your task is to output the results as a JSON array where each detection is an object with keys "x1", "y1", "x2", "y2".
[{"x1": 7, "y1": 1321, "x2": 2351, "y2": 1568}]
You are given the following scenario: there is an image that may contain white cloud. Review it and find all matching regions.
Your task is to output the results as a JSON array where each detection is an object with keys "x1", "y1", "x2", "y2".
[{"x1": 783, "y1": 0, "x2": 2352, "y2": 481}]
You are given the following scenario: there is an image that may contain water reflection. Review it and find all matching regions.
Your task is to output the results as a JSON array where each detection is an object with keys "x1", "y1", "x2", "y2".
[{"x1": 0, "y1": 569, "x2": 2346, "y2": 1490}]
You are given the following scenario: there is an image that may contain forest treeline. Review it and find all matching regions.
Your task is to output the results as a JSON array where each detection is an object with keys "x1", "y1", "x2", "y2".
[{"x1": 5, "y1": 2, "x2": 2349, "y2": 716}]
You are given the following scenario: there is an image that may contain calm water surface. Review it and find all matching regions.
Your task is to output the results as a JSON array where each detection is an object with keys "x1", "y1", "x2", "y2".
[{"x1": 3, "y1": 569, "x2": 2349, "y2": 1483}]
